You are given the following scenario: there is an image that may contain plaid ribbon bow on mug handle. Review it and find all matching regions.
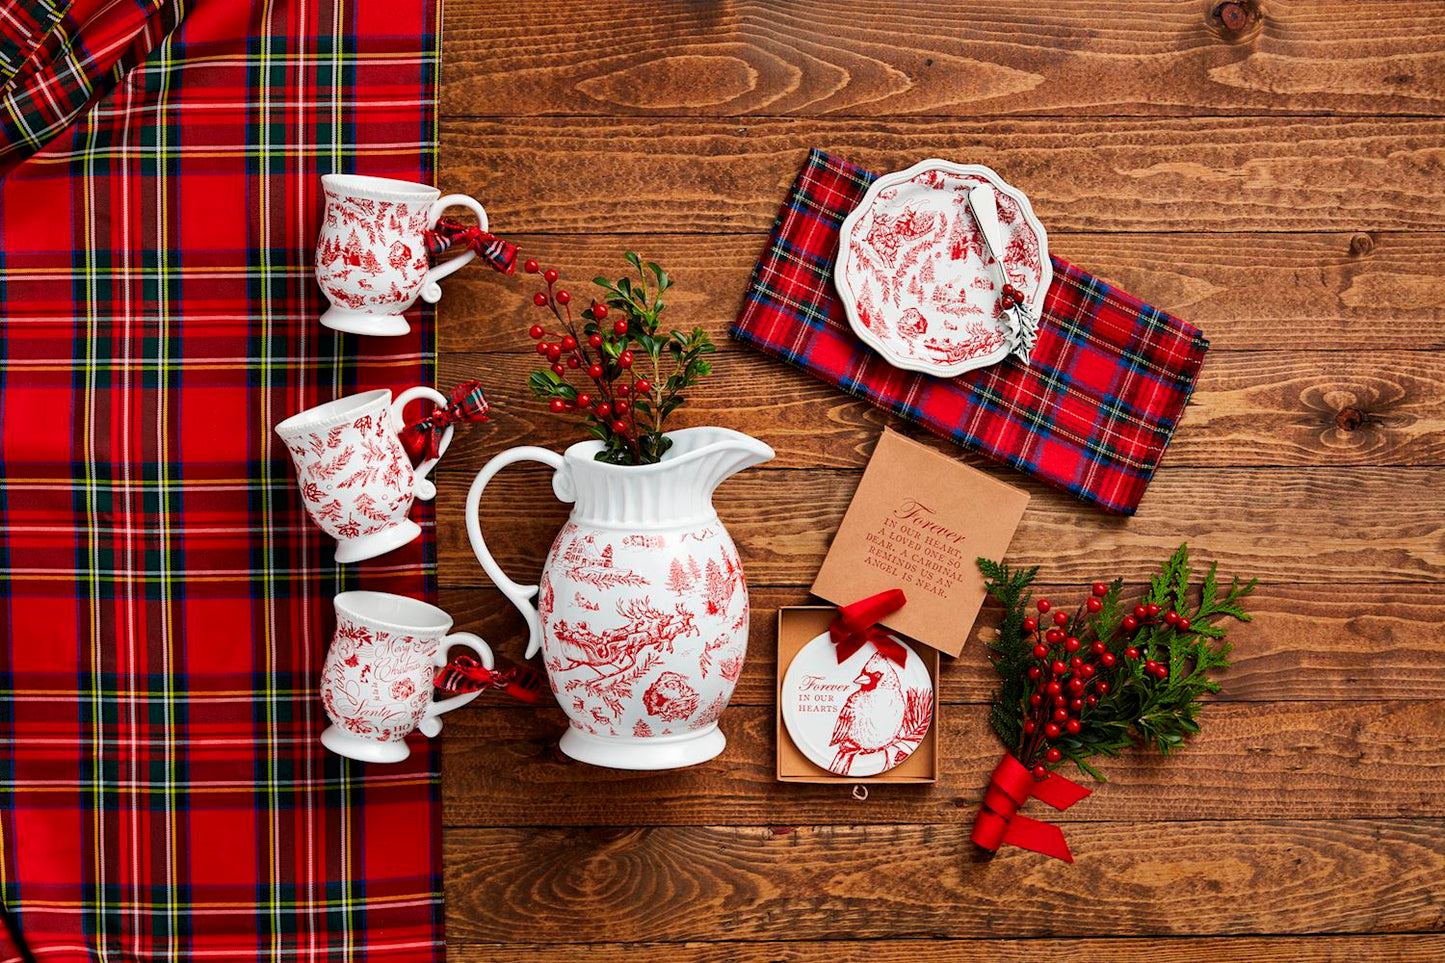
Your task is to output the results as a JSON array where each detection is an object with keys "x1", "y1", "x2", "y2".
[
  {"x1": 424, "y1": 217, "x2": 518, "y2": 275},
  {"x1": 399, "y1": 380, "x2": 491, "y2": 461},
  {"x1": 434, "y1": 655, "x2": 544, "y2": 704}
]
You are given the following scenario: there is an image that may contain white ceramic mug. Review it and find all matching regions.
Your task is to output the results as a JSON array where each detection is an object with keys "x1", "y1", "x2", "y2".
[
  {"x1": 315, "y1": 173, "x2": 487, "y2": 336},
  {"x1": 275, "y1": 387, "x2": 454, "y2": 563},
  {"x1": 320, "y1": 591, "x2": 493, "y2": 763}
]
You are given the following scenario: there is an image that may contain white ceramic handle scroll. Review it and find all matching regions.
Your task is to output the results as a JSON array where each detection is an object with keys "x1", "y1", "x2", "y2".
[
  {"x1": 390, "y1": 386, "x2": 454, "y2": 502},
  {"x1": 420, "y1": 194, "x2": 487, "y2": 304},
  {"x1": 465, "y1": 447, "x2": 572, "y2": 660},
  {"x1": 417, "y1": 632, "x2": 493, "y2": 738}
]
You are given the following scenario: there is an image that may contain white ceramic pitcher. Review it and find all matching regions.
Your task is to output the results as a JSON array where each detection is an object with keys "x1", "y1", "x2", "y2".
[{"x1": 466, "y1": 427, "x2": 774, "y2": 770}]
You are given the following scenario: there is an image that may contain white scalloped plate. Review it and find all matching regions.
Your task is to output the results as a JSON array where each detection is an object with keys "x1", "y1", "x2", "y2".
[{"x1": 835, "y1": 159, "x2": 1051, "y2": 378}]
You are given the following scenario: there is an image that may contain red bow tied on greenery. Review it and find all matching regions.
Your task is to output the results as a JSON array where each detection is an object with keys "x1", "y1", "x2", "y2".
[
  {"x1": 434, "y1": 655, "x2": 543, "y2": 705},
  {"x1": 830, "y1": 588, "x2": 909, "y2": 666},
  {"x1": 399, "y1": 380, "x2": 490, "y2": 461},
  {"x1": 424, "y1": 216, "x2": 518, "y2": 275},
  {"x1": 971, "y1": 753, "x2": 1092, "y2": 863}
]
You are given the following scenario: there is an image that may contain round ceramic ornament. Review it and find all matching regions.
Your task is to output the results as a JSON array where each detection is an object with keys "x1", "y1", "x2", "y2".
[
  {"x1": 781, "y1": 630, "x2": 934, "y2": 777},
  {"x1": 835, "y1": 159, "x2": 1050, "y2": 377}
]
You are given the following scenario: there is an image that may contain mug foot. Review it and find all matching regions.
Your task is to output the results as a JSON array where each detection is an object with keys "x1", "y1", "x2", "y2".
[
  {"x1": 320, "y1": 305, "x2": 411, "y2": 337},
  {"x1": 334, "y1": 519, "x2": 422, "y2": 564},
  {"x1": 321, "y1": 725, "x2": 411, "y2": 763},
  {"x1": 559, "y1": 724, "x2": 726, "y2": 771}
]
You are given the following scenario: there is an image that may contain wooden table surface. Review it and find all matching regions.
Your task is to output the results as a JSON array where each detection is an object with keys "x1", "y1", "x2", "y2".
[{"x1": 433, "y1": 2, "x2": 1445, "y2": 959}]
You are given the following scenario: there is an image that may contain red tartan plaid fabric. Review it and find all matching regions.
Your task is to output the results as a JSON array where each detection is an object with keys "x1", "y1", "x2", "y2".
[
  {"x1": 732, "y1": 149, "x2": 1209, "y2": 515},
  {"x1": 0, "y1": 1, "x2": 446, "y2": 960}
]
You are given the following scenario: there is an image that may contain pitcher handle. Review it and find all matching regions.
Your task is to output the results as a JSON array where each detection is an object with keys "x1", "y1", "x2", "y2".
[
  {"x1": 389, "y1": 386, "x2": 455, "y2": 502},
  {"x1": 419, "y1": 194, "x2": 487, "y2": 304},
  {"x1": 465, "y1": 447, "x2": 572, "y2": 660},
  {"x1": 417, "y1": 632, "x2": 493, "y2": 738}
]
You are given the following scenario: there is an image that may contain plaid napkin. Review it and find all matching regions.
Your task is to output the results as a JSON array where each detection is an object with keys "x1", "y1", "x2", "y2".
[
  {"x1": 732, "y1": 149, "x2": 1208, "y2": 515},
  {"x1": 0, "y1": 1, "x2": 445, "y2": 959}
]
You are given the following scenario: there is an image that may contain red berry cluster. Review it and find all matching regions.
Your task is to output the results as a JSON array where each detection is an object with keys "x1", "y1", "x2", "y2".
[
  {"x1": 524, "y1": 259, "x2": 652, "y2": 453},
  {"x1": 1018, "y1": 583, "x2": 1189, "y2": 780},
  {"x1": 1000, "y1": 283, "x2": 1025, "y2": 310}
]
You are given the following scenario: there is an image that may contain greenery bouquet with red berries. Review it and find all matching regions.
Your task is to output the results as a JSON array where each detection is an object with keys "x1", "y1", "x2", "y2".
[
  {"x1": 978, "y1": 544, "x2": 1255, "y2": 782},
  {"x1": 521, "y1": 252, "x2": 714, "y2": 466}
]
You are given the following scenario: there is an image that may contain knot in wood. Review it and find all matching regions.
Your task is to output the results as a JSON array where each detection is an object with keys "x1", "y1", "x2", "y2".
[
  {"x1": 1349, "y1": 232, "x2": 1374, "y2": 257},
  {"x1": 1334, "y1": 407, "x2": 1366, "y2": 432},
  {"x1": 1210, "y1": 0, "x2": 1261, "y2": 40}
]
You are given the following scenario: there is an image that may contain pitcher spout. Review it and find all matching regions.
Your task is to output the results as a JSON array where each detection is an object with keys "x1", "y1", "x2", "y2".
[
  {"x1": 554, "y1": 426, "x2": 774, "y2": 528},
  {"x1": 666, "y1": 426, "x2": 775, "y2": 495}
]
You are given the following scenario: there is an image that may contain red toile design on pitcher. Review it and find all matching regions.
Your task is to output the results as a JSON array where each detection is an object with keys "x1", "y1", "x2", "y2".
[
  {"x1": 642, "y1": 672, "x2": 700, "y2": 722},
  {"x1": 468, "y1": 429, "x2": 774, "y2": 769}
]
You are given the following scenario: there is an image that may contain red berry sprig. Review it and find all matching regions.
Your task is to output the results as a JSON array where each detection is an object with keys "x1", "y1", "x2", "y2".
[
  {"x1": 982, "y1": 549, "x2": 1250, "y2": 784},
  {"x1": 522, "y1": 252, "x2": 715, "y2": 466},
  {"x1": 523, "y1": 259, "x2": 645, "y2": 460}
]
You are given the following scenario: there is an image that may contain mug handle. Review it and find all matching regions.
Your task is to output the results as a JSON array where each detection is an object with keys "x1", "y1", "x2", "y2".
[
  {"x1": 419, "y1": 194, "x2": 487, "y2": 304},
  {"x1": 417, "y1": 632, "x2": 493, "y2": 737},
  {"x1": 389, "y1": 386, "x2": 454, "y2": 502},
  {"x1": 465, "y1": 447, "x2": 572, "y2": 659}
]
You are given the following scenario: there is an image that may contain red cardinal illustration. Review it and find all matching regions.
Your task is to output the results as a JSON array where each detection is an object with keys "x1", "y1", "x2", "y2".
[{"x1": 829, "y1": 652, "x2": 906, "y2": 775}]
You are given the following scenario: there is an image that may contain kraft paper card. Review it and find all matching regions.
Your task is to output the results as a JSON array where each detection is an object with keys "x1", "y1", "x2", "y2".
[{"x1": 811, "y1": 428, "x2": 1030, "y2": 657}]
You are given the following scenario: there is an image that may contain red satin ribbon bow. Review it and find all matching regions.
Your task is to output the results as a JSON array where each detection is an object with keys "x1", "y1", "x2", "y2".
[
  {"x1": 424, "y1": 216, "x2": 517, "y2": 275},
  {"x1": 399, "y1": 380, "x2": 490, "y2": 461},
  {"x1": 434, "y1": 655, "x2": 543, "y2": 705},
  {"x1": 830, "y1": 588, "x2": 909, "y2": 666},
  {"x1": 971, "y1": 752, "x2": 1092, "y2": 862}
]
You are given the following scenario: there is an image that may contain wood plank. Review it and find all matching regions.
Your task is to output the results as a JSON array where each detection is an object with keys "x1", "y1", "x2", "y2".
[
  {"x1": 440, "y1": 702, "x2": 1445, "y2": 827},
  {"x1": 433, "y1": 466, "x2": 1445, "y2": 587},
  {"x1": 449, "y1": 935, "x2": 1445, "y2": 963},
  {"x1": 442, "y1": 820, "x2": 1445, "y2": 942},
  {"x1": 440, "y1": 1, "x2": 1445, "y2": 118},
  {"x1": 438, "y1": 118, "x2": 1445, "y2": 233},
  {"x1": 440, "y1": 232, "x2": 1445, "y2": 353},
  {"x1": 439, "y1": 584, "x2": 1445, "y2": 705},
  {"x1": 438, "y1": 348, "x2": 1445, "y2": 470}
]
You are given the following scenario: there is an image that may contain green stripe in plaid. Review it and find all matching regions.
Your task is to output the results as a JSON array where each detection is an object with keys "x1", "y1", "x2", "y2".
[{"x1": 0, "y1": 1, "x2": 445, "y2": 959}]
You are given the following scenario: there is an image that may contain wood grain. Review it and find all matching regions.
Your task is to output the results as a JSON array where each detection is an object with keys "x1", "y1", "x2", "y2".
[
  {"x1": 439, "y1": 4, "x2": 1445, "y2": 955},
  {"x1": 439, "y1": 701, "x2": 1445, "y2": 826},
  {"x1": 442, "y1": 820, "x2": 1445, "y2": 943},
  {"x1": 440, "y1": 1, "x2": 1445, "y2": 118},
  {"x1": 439, "y1": 584, "x2": 1445, "y2": 705},
  {"x1": 434, "y1": 465, "x2": 1445, "y2": 587},
  {"x1": 450, "y1": 935, "x2": 1445, "y2": 963},
  {"x1": 440, "y1": 232, "x2": 1445, "y2": 353},
  {"x1": 439, "y1": 118, "x2": 1445, "y2": 233},
  {"x1": 438, "y1": 348, "x2": 1445, "y2": 470}
]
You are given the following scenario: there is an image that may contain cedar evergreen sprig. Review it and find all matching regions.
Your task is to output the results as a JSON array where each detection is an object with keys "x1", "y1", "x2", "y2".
[
  {"x1": 978, "y1": 545, "x2": 1254, "y2": 782},
  {"x1": 524, "y1": 252, "x2": 714, "y2": 466}
]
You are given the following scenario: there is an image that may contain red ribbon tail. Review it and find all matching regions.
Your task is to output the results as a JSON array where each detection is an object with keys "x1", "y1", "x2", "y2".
[
  {"x1": 1030, "y1": 768, "x2": 1092, "y2": 811},
  {"x1": 971, "y1": 752, "x2": 1090, "y2": 863},
  {"x1": 834, "y1": 588, "x2": 907, "y2": 636},
  {"x1": 973, "y1": 808, "x2": 1075, "y2": 863}
]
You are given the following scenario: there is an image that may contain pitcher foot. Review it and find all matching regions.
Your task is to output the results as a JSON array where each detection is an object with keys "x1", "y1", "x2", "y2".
[{"x1": 559, "y1": 724, "x2": 726, "y2": 770}]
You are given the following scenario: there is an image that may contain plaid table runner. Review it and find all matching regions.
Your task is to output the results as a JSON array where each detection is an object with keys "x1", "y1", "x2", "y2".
[
  {"x1": 0, "y1": 2, "x2": 446, "y2": 959},
  {"x1": 732, "y1": 149, "x2": 1209, "y2": 515}
]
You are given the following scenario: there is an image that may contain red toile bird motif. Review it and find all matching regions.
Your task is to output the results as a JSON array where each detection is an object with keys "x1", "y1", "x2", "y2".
[{"x1": 829, "y1": 652, "x2": 907, "y2": 775}]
